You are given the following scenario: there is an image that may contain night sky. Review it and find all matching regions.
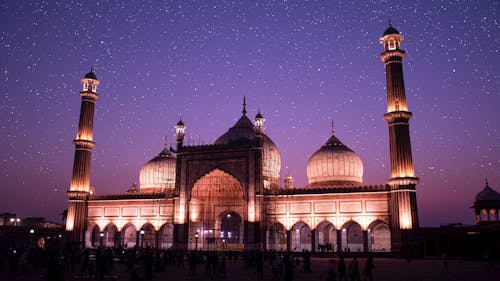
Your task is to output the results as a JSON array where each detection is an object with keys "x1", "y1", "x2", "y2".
[{"x1": 1, "y1": 1, "x2": 498, "y2": 226}]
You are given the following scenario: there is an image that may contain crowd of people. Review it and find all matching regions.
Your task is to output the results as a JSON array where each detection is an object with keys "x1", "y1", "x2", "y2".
[{"x1": 0, "y1": 243, "x2": 378, "y2": 281}]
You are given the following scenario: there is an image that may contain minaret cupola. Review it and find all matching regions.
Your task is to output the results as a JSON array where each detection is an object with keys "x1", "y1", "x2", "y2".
[
  {"x1": 254, "y1": 111, "x2": 265, "y2": 134},
  {"x1": 175, "y1": 117, "x2": 186, "y2": 149},
  {"x1": 81, "y1": 68, "x2": 99, "y2": 93}
]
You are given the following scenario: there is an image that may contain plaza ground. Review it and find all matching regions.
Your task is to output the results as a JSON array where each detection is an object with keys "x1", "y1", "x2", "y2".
[{"x1": 0, "y1": 256, "x2": 498, "y2": 281}]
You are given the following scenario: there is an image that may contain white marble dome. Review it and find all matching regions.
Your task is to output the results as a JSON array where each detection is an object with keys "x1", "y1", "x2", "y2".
[
  {"x1": 214, "y1": 114, "x2": 281, "y2": 186},
  {"x1": 139, "y1": 147, "x2": 176, "y2": 192},
  {"x1": 307, "y1": 133, "x2": 363, "y2": 187}
]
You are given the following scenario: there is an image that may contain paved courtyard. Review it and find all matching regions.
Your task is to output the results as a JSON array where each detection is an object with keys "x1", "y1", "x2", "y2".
[{"x1": 1, "y1": 257, "x2": 498, "y2": 281}]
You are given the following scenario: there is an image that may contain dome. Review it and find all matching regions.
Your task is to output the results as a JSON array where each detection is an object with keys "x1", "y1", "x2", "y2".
[
  {"x1": 383, "y1": 25, "x2": 399, "y2": 36},
  {"x1": 84, "y1": 71, "x2": 97, "y2": 80},
  {"x1": 307, "y1": 133, "x2": 363, "y2": 187},
  {"x1": 214, "y1": 115, "x2": 256, "y2": 145},
  {"x1": 214, "y1": 114, "x2": 281, "y2": 185},
  {"x1": 139, "y1": 146, "x2": 176, "y2": 192},
  {"x1": 475, "y1": 182, "x2": 500, "y2": 202}
]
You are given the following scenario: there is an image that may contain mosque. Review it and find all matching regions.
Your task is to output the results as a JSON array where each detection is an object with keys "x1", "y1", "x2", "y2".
[{"x1": 65, "y1": 26, "x2": 419, "y2": 253}]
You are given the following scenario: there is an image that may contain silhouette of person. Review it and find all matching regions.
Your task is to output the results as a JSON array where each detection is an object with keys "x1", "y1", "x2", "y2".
[
  {"x1": 364, "y1": 256, "x2": 374, "y2": 281},
  {"x1": 348, "y1": 257, "x2": 360, "y2": 281}
]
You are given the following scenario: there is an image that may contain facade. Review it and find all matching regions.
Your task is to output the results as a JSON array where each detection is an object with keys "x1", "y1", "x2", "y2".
[{"x1": 65, "y1": 26, "x2": 419, "y2": 253}]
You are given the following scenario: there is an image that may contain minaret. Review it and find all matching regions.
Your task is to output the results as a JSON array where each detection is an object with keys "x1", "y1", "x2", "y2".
[
  {"x1": 65, "y1": 70, "x2": 100, "y2": 244},
  {"x1": 379, "y1": 25, "x2": 419, "y2": 252},
  {"x1": 175, "y1": 117, "x2": 185, "y2": 150}
]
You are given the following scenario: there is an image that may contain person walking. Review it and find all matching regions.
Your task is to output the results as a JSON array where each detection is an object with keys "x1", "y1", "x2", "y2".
[
  {"x1": 348, "y1": 257, "x2": 360, "y2": 281},
  {"x1": 363, "y1": 257, "x2": 374, "y2": 281}
]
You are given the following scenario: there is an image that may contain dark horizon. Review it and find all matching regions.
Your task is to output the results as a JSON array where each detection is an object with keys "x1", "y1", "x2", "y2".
[{"x1": 0, "y1": 1, "x2": 499, "y2": 226}]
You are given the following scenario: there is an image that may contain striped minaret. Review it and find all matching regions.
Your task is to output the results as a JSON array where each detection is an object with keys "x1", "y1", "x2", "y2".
[
  {"x1": 65, "y1": 70, "x2": 99, "y2": 244},
  {"x1": 379, "y1": 25, "x2": 419, "y2": 252}
]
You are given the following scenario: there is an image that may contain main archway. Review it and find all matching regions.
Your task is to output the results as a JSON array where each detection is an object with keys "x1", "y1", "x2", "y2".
[{"x1": 189, "y1": 169, "x2": 246, "y2": 250}]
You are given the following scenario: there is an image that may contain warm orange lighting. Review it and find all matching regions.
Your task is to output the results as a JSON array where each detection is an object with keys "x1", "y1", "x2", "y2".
[
  {"x1": 65, "y1": 216, "x2": 74, "y2": 231},
  {"x1": 398, "y1": 192, "x2": 413, "y2": 229},
  {"x1": 190, "y1": 204, "x2": 200, "y2": 222}
]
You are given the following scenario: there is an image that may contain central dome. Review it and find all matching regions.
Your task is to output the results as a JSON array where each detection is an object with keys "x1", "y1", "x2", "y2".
[
  {"x1": 307, "y1": 130, "x2": 363, "y2": 187},
  {"x1": 214, "y1": 111, "x2": 281, "y2": 187}
]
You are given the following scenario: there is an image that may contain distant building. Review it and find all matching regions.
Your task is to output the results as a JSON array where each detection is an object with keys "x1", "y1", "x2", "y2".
[
  {"x1": 417, "y1": 181, "x2": 500, "y2": 258},
  {"x1": 0, "y1": 215, "x2": 64, "y2": 249},
  {"x1": 65, "y1": 26, "x2": 419, "y2": 253}
]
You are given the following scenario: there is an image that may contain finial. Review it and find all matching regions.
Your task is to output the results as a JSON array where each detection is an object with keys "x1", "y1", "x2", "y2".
[
  {"x1": 242, "y1": 96, "x2": 247, "y2": 115},
  {"x1": 331, "y1": 120, "x2": 335, "y2": 136},
  {"x1": 90, "y1": 66, "x2": 93, "y2": 73},
  {"x1": 485, "y1": 178, "x2": 489, "y2": 186},
  {"x1": 388, "y1": 17, "x2": 392, "y2": 27}
]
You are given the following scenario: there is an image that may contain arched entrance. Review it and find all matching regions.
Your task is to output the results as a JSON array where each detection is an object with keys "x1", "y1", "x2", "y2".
[
  {"x1": 140, "y1": 223, "x2": 156, "y2": 248},
  {"x1": 220, "y1": 212, "x2": 242, "y2": 243},
  {"x1": 85, "y1": 224, "x2": 101, "y2": 248},
  {"x1": 103, "y1": 223, "x2": 118, "y2": 247},
  {"x1": 369, "y1": 221, "x2": 391, "y2": 252},
  {"x1": 267, "y1": 222, "x2": 286, "y2": 251},
  {"x1": 159, "y1": 223, "x2": 174, "y2": 249},
  {"x1": 315, "y1": 221, "x2": 337, "y2": 252},
  {"x1": 291, "y1": 221, "x2": 312, "y2": 252},
  {"x1": 342, "y1": 221, "x2": 363, "y2": 252},
  {"x1": 122, "y1": 223, "x2": 137, "y2": 248},
  {"x1": 189, "y1": 169, "x2": 246, "y2": 250}
]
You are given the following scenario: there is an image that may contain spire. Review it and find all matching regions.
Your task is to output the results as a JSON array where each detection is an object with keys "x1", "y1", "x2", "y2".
[
  {"x1": 331, "y1": 120, "x2": 335, "y2": 136},
  {"x1": 242, "y1": 96, "x2": 247, "y2": 115},
  {"x1": 486, "y1": 178, "x2": 489, "y2": 187}
]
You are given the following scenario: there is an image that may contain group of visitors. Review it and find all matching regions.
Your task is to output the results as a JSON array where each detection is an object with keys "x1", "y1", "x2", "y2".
[{"x1": 327, "y1": 256, "x2": 374, "y2": 281}]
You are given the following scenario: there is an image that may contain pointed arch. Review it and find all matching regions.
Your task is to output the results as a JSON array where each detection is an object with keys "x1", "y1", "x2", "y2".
[
  {"x1": 122, "y1": 223, "x2": 137, "y2": 248},
  {"x1": 84, "y1": 223, "x2": 101, "y2": 248},
  {"x1": 139, "y1": 223, "x2": 156, "y2": 248},
  {"x1": 267, "y1": 221, "x2": 286, "y2": 251},
  {"x1": 315, "y1": 220, "x2": 337, "y2": 252},
  {"x1": 188, "y1": 168, "x2": 246, "y2": 250},
  {"x1": 188, "y1": 167, "x2": 246, "y2": 197},
  {"x1": 368, "y1": 220, "x2": 391, "y2": 252},
  {"x1": 341, "y1": 220, "x2": 363, "y2": 252},
  {"x1": 159, "y1": 223, "x2": 174, "y2": 249},
  {"x1": 102, "y1": 223, "x2": 119, "y2": 247},
  {"x1": 291, "y1": 221, "x2": 312, "y2": 252}
]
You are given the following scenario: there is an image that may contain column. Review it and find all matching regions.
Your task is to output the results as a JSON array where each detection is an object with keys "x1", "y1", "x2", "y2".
[{"x1": 311, "y1": 229, "x2": 316, "y2": 253}]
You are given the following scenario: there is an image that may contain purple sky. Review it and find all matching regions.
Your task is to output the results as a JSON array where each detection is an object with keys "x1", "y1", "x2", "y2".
[{"x1": 1, "y1": 1, "x2": 499, "y2": 226}]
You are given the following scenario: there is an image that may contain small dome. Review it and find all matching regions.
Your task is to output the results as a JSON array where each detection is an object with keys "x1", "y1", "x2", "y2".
[
  {"x1": 139, "y1": 147, "x2": 176, "y2": 192},
  {"x1": 84, "y1": 71, "x2": 97, "y2": 80},
  {"x1": 383, "y1": 25, "x2": 400, "y2": 36},
  {"x1": 307, "y1": 133, "x2": 363, "y2": 187},
  {"x1": 255, "y1": 112, "x2": 263, "y2": 119},
  {"x1": 177, "y1": 119, "x2": 185, "y2": 126},
  {"x1": 475, "y1": 182, "x2": 500, "y2": 202},
  {"x1": 127, "y1": 183, "x2": 139, "y2": 193}
]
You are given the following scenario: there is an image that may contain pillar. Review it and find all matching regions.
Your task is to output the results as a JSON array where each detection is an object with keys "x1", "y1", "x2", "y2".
[{"x1": 311, "y1": 229, "x2": 316, "y2": 253}]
